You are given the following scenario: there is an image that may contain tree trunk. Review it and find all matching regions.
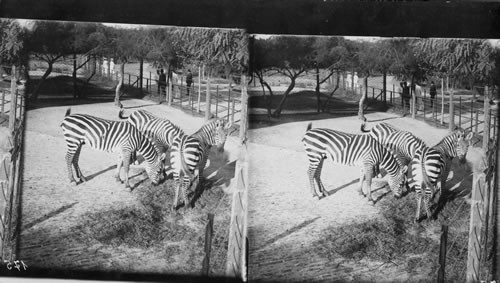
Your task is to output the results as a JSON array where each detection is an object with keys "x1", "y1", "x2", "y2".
[
  {"x1": 272, "y1": 78, "x2": 296, "y2": 117},
  {"x1": 257, "y1": 73, "x2": 273, "y2": 118},
  {"x1": 73, "y1": 52, "x2": 78, "y2": 98},
  {"x1": 115, "y1": 61, "x2": 125, "y2": 107},
  {"x1": 316, "y1": 64, "x2": 320, "y2": 113},
  {"x1": 358, "y1": 76, "x2": 368, "y2": 121},
  {"x1": 32, "y1": 60, "x2": 55, "y2": 100},
  {"x1": 139, "y1": 58, "x2": 144, "y2": 92},
  {"x1": 383, "y1": 71, "x2": 387, "y2": 104},
  {"x1": 322, "y1": 71, "x2": 340, "y2": 111},
  {"x1": 79, "y1": 55, "x2": 96, "y2": 98}
]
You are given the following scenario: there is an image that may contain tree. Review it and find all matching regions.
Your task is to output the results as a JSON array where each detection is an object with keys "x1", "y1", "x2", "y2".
[
  {"x1": 0, "y1": 19, "x2": 29, "y2": 81},
  {"x1": 26, "y1": 21, "x2": 75, "y2": 100}
]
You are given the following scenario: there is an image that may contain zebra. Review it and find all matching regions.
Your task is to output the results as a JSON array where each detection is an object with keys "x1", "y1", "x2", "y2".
[
  {"x1": 361, "y1": 122, "x2": 428, "y2": 196},
  {"x1": 61, "y1": 108, "x2": 164, "y2": 189},
  {"x1": 302, "y1": 123, "x2": 407, "y2": 204},
  {"x1": 409, "y1": 129, "x2": 473, "y2": 222},
  {"x1": 118, "y1": 108, "x2": 185, "y2": 162},
  {"x1": 170, "y1": 118, "x2": 232, "y2": 210}
]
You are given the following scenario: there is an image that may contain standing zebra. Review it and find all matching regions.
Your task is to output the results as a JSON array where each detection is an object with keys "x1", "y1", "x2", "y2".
[
  {"x1": 170, "y1": 118, "x2": 232, "y2": 210},
  {"x1": 361, "y1": 122, "x2": 428, "y2": 167},
  {"x1": 118, "y1": 109, "x2": 185, "y2": 162},
  {"x1": 302, "y1": 123, "x2": 407, "y2": 204},
  {"x1": 409, "y1": 129, "x2": 472, "y2": 222},
  {"x1": 61, "y1": 108, "x2": 164, "y2": 189}
]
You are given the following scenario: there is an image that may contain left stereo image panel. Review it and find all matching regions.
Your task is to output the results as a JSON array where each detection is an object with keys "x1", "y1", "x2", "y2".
[{"x1": 0, "y1": 18, "x2": 249, "y2": 282}]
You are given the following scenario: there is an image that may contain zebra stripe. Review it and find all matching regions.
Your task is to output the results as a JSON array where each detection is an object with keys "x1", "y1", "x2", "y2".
[
  {"x1": 119, "y1": 109, "x2": 185, "y2": 158},
  {"x1": 302, "y1": 123, "x2": 407, "y2": 203},
  {"x1": 169, "y1": 118, "x2": 232, "y2": 210},
  {"x1": 61, "y1": 109, "x2": 163, "y2": 188},
  {"x1": 409, "y1": 129, "x2": 473, "y2": 222}
]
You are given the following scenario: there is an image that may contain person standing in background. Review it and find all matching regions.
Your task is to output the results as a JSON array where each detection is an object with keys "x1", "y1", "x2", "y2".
[
  {"x1": 429, "y1": 81, "x2": 437, "y2": 108},
  {"x1": 186, "y1": 69, "x2": 193, "y2": 96}
]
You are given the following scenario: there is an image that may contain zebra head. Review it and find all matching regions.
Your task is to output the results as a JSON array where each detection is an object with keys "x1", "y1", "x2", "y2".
[
  {"x1": 454, "y1": 129, "x2": 473, "y2": 164},
  {"x1": 213, "y1": 119, "x2": 232, "y2": 153},
  {"x1": 389, "y1": 164, "x2": 408, "y2": 199}
]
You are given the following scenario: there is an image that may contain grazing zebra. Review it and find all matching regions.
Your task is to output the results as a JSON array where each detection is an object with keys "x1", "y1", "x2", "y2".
[
  {"x1": 409, "y1": 129, "x2": 473, "y2": 222},
  {"x1": 170, "y1": 118, "x2": 232, "y2": 210},
  {"x1": 118, "y1": 109, "x2": 185, "y2": 161},
  {"x1": 302, "y1": 123, "x2": 407, "y2": 204},
  {"x1": 361, "y1": 122, "x2": 428, "y2": 166},
  {"x1": 61, "y1": 108, "x2": 164, "y2": 189}
]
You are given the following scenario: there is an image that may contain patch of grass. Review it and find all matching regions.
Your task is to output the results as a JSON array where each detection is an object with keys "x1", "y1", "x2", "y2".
[{"x1": 77, "y1": 206, "x2": 165, "y2": 248}]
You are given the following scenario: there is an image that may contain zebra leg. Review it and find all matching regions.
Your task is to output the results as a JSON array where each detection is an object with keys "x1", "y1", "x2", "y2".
[
  {"x1": 182, "y1": 176, "x2": 191, "y2": 210},
  {"x1": 364, "y1": 168, "x2": 375, "y2": 205},
  {"x1": 414, "y1": 186, "x2": 422, "y2": 223},
  {"x1": 172, "y1": 173, "x2": 181, "y2": 211},
  {"x1": 424, "y1": 189, "x2": 434, "y2": 221},
  {"x1": 307, "y1": 163, "x2": 320, "y2": 199},
  {"x1": 358, "y1": 168, "x2": 366, "y2": 197},
  {"x1": 73, "y1": 146, "x2": 87, "y2": 183},
  {"x1": 115, "y1": 154, "x2": 123, "y2": 183},
  {"x1": 65, "y1": 151, "x2": 77, "y2": 185},
  {"x1": 314, "y1": 158, "x2": 327, "y2": 198},
  {"x1": 122, "y1": 151, "x2": 132, "y2": 189}
]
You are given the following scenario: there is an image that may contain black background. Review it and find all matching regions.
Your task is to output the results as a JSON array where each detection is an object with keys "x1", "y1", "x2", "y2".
[{"x1": 0, "y1": 0, "x2": 499, "y2": 38}]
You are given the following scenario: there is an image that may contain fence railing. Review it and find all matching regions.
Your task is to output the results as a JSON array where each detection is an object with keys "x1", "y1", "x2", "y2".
[{"x1": 0, "y1": 65, "x2": 26, "y2": 263}]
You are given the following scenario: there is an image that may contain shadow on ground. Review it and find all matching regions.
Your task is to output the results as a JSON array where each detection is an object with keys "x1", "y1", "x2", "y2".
[{"x1": 249, "y1": 91, "x2": 386, "y2": 130}]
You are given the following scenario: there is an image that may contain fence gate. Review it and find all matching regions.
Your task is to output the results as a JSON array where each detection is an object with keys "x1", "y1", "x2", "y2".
[{"x1": 0, "y1": 65, "x2": 26, "y2": 262}]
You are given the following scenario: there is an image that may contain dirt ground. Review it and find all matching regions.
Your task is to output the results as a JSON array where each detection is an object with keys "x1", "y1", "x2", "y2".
[
  {"x1": 17, "y1": 98, "x2": 240, "y2": 278},
  {"x1": 248, "y1": 111, "x2": 480, "y2": 282}
]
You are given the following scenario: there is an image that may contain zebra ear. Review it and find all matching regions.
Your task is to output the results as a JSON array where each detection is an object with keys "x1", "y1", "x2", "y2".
[
  {"x1": 466, "y1": 132, "x2": 473, "y2": 140},
  {"x1": 225, "y1": 120, "x2": 232, "y2": 130},
  {"x1": 160, "y1": 152, "x2": 166, "y2": 161},
  {"x1": 402, "y1": 165, "x2": 408, "y2": 174}
]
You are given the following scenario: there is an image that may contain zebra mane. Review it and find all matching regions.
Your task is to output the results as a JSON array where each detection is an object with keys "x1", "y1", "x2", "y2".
[
  {"x1": 65, "y1": 108, "x2": 71, "y2": 117},
  {"x1": 306, "y1": 122, "x2": 312, "y2": 132}
]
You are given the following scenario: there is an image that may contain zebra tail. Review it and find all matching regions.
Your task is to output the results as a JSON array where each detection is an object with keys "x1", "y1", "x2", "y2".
[
  {"x1": 179, "y1": 140, "x2": 193, "y2": 179},
  {"x1": 420, "y1": 150, "x2": 434, "y2": 191},
  {"x1": 65, "y1": 108, "x2": 71, "y2": 117},
  {"x1": 306, "y1": 122, "x2": 312, "y2": 132}
]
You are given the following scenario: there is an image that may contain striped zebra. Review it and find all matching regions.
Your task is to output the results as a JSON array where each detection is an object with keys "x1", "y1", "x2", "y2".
[
  {"x1": 61, "y1": 108, "x2": 164, "y2": 189},
  {"x1": 302, "y1": 123, "x2": 407, "y2": 204},
  {"x1": 170, "y1": 118, "x2": 232, "y2": 210},
  {"x1": 361, "y1": 122, "x2": 428, "y2": 196},
  {"x1": 118, "y1": 109, "x2": 185, "y2": 162},
  {"x1": 409, "y1": 129, "x2": 473, "y2": 222},
  {"x1": 361, "y1": 122, "x2": 428, "y2": 166}
]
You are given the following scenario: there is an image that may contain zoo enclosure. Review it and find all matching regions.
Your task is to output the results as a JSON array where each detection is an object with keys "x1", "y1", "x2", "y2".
[
  {"x1": 96, "y1": 62, "x2": 243, "y2": 124},
  {"x1": 0, "y1": 65, "x2": 26, "y2": 262}
]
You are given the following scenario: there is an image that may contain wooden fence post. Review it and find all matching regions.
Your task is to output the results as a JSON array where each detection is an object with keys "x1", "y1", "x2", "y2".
[
  {"x1": 197, "y1": 66, "x2": 202, "y2": 113},
  {"x1": 9, "y1": 66, "x2": 16, "y2": 132},
  {"x1": 466, "y1": 151, "x2": 489, "y2": 283},
  {"x1": 438, "y1": 225, "x2": 448, "y2": 283},
  {"x1": 226, "y1": 76, "x2": 248, "y2": 280},
  {"x1": 412, "y1": 87, "x2": 416, "y2": 119},
  {"x1": 1, "y1": 91, "x2": 4, "y2": 114},
  {"x1": 441, "y1": 78, "x2": 445, "y2": 125},
  {"x1": 205, "y1": 76, "x2": 211, "y2": 121},
  {"x1": 201, "y1": 213, "x2": 214, "y2": 276},
  {"x1": 448, "y1": 90, "x2": 455, "y2": 131},
  {"x1": 483, "y1": 90, "x2": 490, "y2": 150}
]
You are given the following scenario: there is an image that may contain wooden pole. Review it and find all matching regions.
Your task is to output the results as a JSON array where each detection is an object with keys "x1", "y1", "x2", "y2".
[
  {"x1": 459, "y1": 97, "x2": 462, "y2": 128},
  {"x1": 239, "y1": 75, "x2": 248, "y2": 143},
  {"x1": 197, "y1": 66, "x2": 202, "y2": 113},
  {"x1": 475, "y1": 111, "x2": 479, "y2": 133},
  {"x1": 215, "y1": 85, "x2": 219, "y2": 118},
  {"x1": 466, "y1": 166, "x2": 488, "y2": 283},
  {"x1": 483, "y1": 89, "x2": 490, "y2": 150},
  {"x1": 448, "y1": 89, "x2": 454, "y2": 131},
  {"x1": 201, "y1": 213, "x2": 214, "y2": 276},
  {"x1": 9, "y1": 66, "x2": 16, "y2": 132},
  {"x1": 1, "y1": 91, "x2": 4, "y2": 114},
  {"x1": 205, "y1": 76, "x2": 211, "y2": 121},
  {"x1": 438, "y1": 225, "x2": 448, "y2": 283},
  {"x1": 471, "y1": 99, "x2": 474, "y2": 132},
  {"x1": 441, "y1": 78, "x2": 445, "y2": 124}
]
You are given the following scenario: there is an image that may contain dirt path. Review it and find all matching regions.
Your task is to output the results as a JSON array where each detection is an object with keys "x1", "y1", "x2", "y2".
[
  {"x1": 248, "y1": 111, "x2": 475, "y2": 282},
  {"x1": 18, "y1": 99, "x2": 240, "y2": 277}
]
